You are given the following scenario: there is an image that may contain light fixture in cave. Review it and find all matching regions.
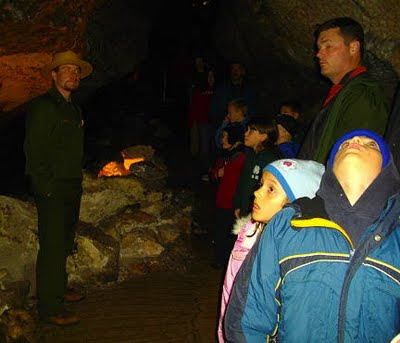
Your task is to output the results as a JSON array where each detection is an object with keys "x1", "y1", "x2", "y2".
[{"x1": 98, "y1": 156, "x2": 144, "y2": 178}]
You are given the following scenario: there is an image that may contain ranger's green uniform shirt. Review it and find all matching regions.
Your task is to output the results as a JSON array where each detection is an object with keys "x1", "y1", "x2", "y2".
[{"x1": 24, "y1": 86, "x2": 84, "y2": 196}]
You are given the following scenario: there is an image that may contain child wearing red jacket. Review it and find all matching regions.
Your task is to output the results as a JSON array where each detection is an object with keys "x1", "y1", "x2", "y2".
[{"x1": 210, "y1": 124, "x2": 247, "y2": 268}]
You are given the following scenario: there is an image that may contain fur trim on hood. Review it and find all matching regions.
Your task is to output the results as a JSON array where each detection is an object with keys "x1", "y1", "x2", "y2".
[{"x1": 232, "y1": 215, "x2": 252, "y2": 234}]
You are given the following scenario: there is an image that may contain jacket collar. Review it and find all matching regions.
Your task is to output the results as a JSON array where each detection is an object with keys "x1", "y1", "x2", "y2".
[
  {"x1": 48, "y1": 86, "x2": 71, "y2": 104},
  {"x1": 317, "y1": 160, "x2": 400, "y2": 224}
]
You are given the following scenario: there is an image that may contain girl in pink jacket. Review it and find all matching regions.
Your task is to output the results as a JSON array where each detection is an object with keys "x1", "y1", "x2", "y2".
[{"x1": 217, "y1": 159, "x2": 325, "y2": 342}]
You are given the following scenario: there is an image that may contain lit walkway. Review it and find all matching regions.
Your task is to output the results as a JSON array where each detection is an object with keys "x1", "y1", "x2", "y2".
[{"x1": 38, "y1": 237, "x2": 224, "y2": 343}]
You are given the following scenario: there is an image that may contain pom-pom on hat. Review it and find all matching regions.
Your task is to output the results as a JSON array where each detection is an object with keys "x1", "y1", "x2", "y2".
[
  {"x1": 263, "y1": 159, "x2": 325, "y2": 202},
  {"x1": 328, "y1": 129, "x2": 390, "y2": 168}
]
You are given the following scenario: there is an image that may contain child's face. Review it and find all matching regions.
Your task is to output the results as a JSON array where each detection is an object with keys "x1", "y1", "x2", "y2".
[
  {"x1": 221, "y1": 131, "x2": 232, "y2": 150},
  {"x1": 227, "y1": 104, "x2": 244, "y2": 122},
  {"x1": 244, "y1": 127, "x2": 267, "y2": 150},
  {"x1": 333, "y1": 135, "x2": 382, "y2": 180},
  {"x1": 252, "y1": 171, "x2": 289, "y2": 222}
]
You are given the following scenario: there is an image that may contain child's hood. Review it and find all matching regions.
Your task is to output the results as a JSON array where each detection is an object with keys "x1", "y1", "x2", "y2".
[{"x1": 232, "y1": 214, "x2": 252, "y2": 234}]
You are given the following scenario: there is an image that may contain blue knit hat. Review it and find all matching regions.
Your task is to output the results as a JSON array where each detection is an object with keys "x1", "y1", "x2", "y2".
[
  {"x1": 263, "y1": 159, "x2": 325, "y2": 202},
  {"x1": 328, "y1": 129, "x2": 390, "y2": 168}
]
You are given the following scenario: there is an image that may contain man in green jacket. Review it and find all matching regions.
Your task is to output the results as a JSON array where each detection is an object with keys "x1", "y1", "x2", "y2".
[
  {"x1": 299, "y1": 17, "x2": 390, "y2": 163},
  {"x1": 24, "y1": 51, "x2": 92, "y2": 325}
]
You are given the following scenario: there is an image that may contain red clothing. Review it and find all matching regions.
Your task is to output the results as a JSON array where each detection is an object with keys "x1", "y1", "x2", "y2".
[
  {"x1": 322, "y1": 66, "x2": 367, "y2": 107},
  {"x1": 215, "y1": 153, "x2": 247, "y2": 209},
  {"x1": 188, "y1": 89, "x2": 213, "y2": 127}
]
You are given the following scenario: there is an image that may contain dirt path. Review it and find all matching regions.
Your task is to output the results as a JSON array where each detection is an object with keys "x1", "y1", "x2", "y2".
[{"x1": 37, "y1": 236, "x2": 224, "y2": 343}]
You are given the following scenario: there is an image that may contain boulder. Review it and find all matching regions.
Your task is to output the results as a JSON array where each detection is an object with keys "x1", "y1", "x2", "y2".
[
  {"x1": 121, "y1": 145, "x2": 155, "y2": 161},
  {"x1": 67, "y1": 223, "x2": 119, "y2": 285},
  {"x1": 0, "y1": 308, "x2": 36, "y2": 343},
  {"x1": 0, "y1": 194, "x2": 122, "y2": 291},
  {"x1": 0, "y1": 175, "x2": 193, "y2": 290},
  {"x1": 0, "y1": 196, "x2": 38, "y2": 291},
  {"x1": 0, "y1": 0, "x2": 162, "y2": 111},
  {"x1": 99, "y1": 208, "x2": 192, "y2": 267},
  {"x1": 120, "y1": 231, "x2": 164, "y2": 260},
  {"x1": 80, "y1": 172, "x2": 145, "y2": 225}
]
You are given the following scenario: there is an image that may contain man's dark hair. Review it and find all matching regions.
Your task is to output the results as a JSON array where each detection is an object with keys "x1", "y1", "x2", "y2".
[
  {"x1": 279, "y1": 99, "x2": 302, "y2": 114},
  {"x1": 314, "y1": 17, "x2": 364, "y2": 56},
  {"x1": 247, "y1": 116, "x2": 278, "y2": 148}
]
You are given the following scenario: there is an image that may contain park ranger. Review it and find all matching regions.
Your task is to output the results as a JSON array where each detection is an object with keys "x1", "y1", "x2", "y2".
[{"x1": 24, "y1": 50, "x2": 92, "y2": 326}]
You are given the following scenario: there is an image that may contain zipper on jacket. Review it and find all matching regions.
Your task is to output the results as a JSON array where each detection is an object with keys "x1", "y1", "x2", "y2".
[{"x1": 337, "y1": 197, "x2": 400, "y2": 343}]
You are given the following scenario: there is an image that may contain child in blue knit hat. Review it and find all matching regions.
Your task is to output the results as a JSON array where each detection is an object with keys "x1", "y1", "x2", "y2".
[
  {"x1": 224, "y1": 129, "x2": 400, "y2": 343},
  {"x1": 217, "y1": 158, "x2": 324, "y2": 342}
]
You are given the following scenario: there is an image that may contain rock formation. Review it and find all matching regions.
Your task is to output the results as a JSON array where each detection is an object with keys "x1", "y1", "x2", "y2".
[
  {"x1": 0, "y1": 148, "x2": 192, "y2": 341},
  {"x1": 0, "y1": 0, "x2": 161, "y2": 112},
  {"x1": 214, "y1": 0, "x2": 399, "y2": 114}
]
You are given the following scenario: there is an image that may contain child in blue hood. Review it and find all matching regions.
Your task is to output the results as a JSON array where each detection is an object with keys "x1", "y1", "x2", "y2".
[{"x1": 225, "y1": 129, "x2": 400, "y2": 343}]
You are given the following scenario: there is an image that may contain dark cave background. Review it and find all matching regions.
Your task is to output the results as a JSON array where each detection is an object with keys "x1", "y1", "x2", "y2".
[{"x1": 0, "y1": 0, "x2": 399, "y2": 195}]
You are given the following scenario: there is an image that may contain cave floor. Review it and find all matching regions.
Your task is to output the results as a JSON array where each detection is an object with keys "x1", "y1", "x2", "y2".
[{"x1": 36, "y1": 236, "x2": 224, "y2": 343}]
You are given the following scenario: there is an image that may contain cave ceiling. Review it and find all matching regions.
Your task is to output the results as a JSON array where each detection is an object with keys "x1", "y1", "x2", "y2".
[
  {"x1": 214, "y1": 0, "x2": 400, "y2": 108},
  {"x1": 0, "y1": 0, "x2": 159, "y2": 112},
  {"x1": 0, "y1": 0, "x2": 399, "y2": 112}
]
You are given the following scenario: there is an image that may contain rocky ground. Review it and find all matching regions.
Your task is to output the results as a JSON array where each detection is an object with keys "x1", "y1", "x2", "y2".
[
  {"x1": 34, "y1": 131, "x2": 223, "y2": 342},
  {"x1": 0, "y1": 106, "x2": 225, "y2": 342},
  {"x1": 36, "y1": 236, "x2": 224, "y2": 343}
]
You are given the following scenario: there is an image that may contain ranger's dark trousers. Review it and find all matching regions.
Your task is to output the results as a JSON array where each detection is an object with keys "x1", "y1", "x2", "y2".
[{"x1": 33, "y1": 178, "x2": 82, "y2": 319}]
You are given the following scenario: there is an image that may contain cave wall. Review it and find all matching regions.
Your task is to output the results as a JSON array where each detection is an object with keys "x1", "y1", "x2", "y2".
[
  {"x1": 214, "y1": 0, "x2": 400, "y2": 117},
  {"x1": 2, "y1": 0, "x2": 399, "y2": 115},
  {"x1": 79, "y1": 1, "x2": 161, "y2": 103},
  {"x1": 0, "y1": 0, "x2": 161, "y2": 112}
]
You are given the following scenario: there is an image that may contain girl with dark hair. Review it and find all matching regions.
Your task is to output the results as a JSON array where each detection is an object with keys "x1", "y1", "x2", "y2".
[
  {"x1": 233, "y1": 117, "x2": 280, "y2": 218},
  {"x1": 218, "y1": 159, "x2": 324, "y2": 342},
  {"x1": 210, "y1": 124, "x2": 247, "y2": 268}
]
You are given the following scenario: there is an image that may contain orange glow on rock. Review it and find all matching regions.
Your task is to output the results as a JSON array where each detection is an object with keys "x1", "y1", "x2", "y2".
[
  {"x1": 98, "y1": 157, "x2": 145, "y2": 178},
  {"x1": 123, "y1": 157, "x2": 144, "y2": 170}
]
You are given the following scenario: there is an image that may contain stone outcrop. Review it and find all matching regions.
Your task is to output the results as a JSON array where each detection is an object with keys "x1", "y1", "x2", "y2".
[
  {"x1": 100, "y1": 208, "x2": 191, "y2": 266},
  {"x1": 0, "y1": 196, "x2": 38, "y2": 289},
  {"x1": 0, "y1": 170, "x2": 192, "y2": 284},
  {"x1": 0, "y1": 308, "x2": 36, "y2": 343},
  {"x1": 0, "y1": 158, "x2": 193, "y2": 340},
  {"x1": 0, "y1": 0, "x2": 98, "y2": 112},
  {"x1": 80, "y1": 173, "x2": 145, "y2": 225},
  {"x1": 66, "y1": 223, "x2": 120, "y2": 286},
  {"x1": 0, "y1": 0, "x2": 161, "y2": 112}
]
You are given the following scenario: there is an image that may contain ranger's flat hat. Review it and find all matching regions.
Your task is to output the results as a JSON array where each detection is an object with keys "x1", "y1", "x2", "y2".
[{"x1": 42, "y1": 50, "x2": 93, "y2": 79}]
